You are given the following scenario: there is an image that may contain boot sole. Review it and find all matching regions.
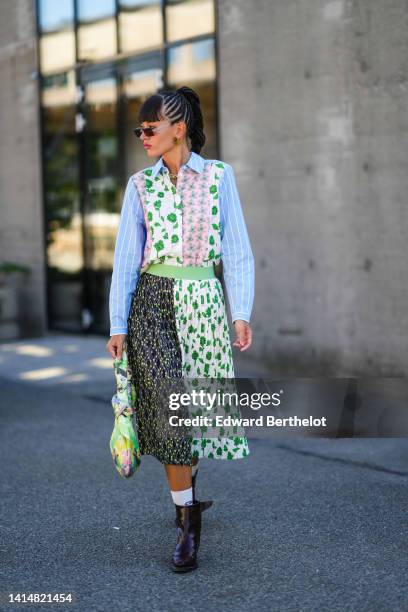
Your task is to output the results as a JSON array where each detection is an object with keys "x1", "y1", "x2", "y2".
[{"x1": 171, "y1": 561, "x2": 198, "y2": 573}]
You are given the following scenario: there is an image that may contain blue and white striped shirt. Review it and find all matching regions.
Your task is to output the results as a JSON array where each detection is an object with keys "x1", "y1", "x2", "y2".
[{"x1": 109, "y1": 152, "x2": 255, "y2": 336}]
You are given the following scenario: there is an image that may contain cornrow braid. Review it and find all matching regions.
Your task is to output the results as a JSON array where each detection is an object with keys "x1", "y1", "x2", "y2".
[{"x1": 138, "y1": 86, "x2": 206, "y2": 154}]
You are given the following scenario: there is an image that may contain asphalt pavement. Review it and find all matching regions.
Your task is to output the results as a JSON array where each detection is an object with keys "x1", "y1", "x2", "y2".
[{"x1": 0, "y1": 333, "x2": 407, "y2": 612}]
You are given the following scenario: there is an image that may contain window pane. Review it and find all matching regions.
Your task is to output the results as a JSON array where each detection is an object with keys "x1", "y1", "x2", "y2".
[
  {"x1": 77, "y1": 19, "x2": 117, "y2": 61},
  {"x1": 42, "y1": 70, "x2": 83, "y2": 332},
  {"x1": 167, "y1": 39, "x2": 217, "y2": 158},
  {"x1": 166, "y1": 0, "x2": 214, "y2": 43},
  {"x1": 167, "y1": 38, "x2": 215, "y2": 84},
  {"x1": 119, "y1": 1, "x2": 163, "y2": 53},
  {"x1": 120, "y1": 0, "x2": 158, "y2": 6},
  {"x1": 38, "y1": 0, "x2": 74, "y2": 32},
  {"x1": 82, "y1": 74, "x2": 120, "y2": 332},
  {"x1": 39, "y1": 30, "x2": 76, "y2": 75},
  {"x1": 77, "y1": 0, "x2": 115, "y2": 22}
]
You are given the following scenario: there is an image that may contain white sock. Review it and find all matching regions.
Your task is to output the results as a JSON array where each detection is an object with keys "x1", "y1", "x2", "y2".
[
  {"x1": 192, "y1": 463, "x2": 199, "y2": 478},
  {"x1": 171, "y1": 487, "x2": 194, "y2": 506}
]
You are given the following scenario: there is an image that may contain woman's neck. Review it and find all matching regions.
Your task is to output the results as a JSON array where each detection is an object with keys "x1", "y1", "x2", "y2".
[{"x1": 163, "y1": 147, "x2": 191, "y2": 176}]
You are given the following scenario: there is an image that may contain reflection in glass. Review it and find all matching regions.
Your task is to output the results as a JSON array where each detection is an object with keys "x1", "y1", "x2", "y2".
[
  {"x1": 166, "y1": 0, "x2": 214, "y2": 43},
  {"x1": 77, "y1": 0, "x2": 116, "y2": 61},
  {"x1": 118, "y1": 0, "x2": 162, "y2": 53},
  {"x1": 85, "y1": 77, "x2": 119, "y2": 264},
  {"x1": 77, "y1": 0, "x2": 115, "y2": 22},
  {"x1": 120, "y1": 0, "x2": 158, "y2": 5},
  {"x1": 83, "y1": 75, "x2": 120, "y2": 332},
  {"x1": 42, "y1": 70, "x2": 82, "y2": 331},
  {"x1": 167, "y1": 39, "x2": 216, "y2": 158},
  {"x1": 77, "y1": 18, "x2": 117, "y2": 61},
  {"x1": 38, "y1": 0, "x2": 74, "y2": 32},
  {"x1": 41, "y1": 71, "x2": 77, "y2": 107},
  {"x1": 167, "y1": 38, "x2": 215, "y2": 84},
  {"x1": 39, "y1": 30, "x2": 76, "y2": 75}
]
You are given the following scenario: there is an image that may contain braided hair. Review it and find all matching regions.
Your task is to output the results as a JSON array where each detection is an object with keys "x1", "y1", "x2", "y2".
[{"x1": 138, "y1": 86, "x2": 206, "y2": 154}]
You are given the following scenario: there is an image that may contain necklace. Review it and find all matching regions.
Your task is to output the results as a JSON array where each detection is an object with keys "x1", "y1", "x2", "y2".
[{"x1": 167, "y1": 154, "x2": 191, "y2": 181}]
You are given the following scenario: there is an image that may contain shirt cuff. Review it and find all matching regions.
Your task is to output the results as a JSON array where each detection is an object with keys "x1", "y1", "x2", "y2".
[
  {"x1": 231, "y1": 313, "x2": 251, "y2": 324},
  {"x1": 110, "y1": 328, "x2": 128, "y2": 336}
]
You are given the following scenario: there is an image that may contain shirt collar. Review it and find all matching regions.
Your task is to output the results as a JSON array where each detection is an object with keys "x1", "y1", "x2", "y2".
[{"x1": 150, "y1": 151, "x2": 205, "y2": 178}]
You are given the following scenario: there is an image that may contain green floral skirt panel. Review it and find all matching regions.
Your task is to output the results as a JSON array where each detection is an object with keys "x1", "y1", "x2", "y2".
[{"x1": 174, "y1": 277, "x2": 250, "y2": 461}]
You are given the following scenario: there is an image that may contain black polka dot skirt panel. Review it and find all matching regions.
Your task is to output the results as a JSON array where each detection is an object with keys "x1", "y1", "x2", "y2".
[{"x1": 126, "y1": 272, "x2": 193, "y2": 466}]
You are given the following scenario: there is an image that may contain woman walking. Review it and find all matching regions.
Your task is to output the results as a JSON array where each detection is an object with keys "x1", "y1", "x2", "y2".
[{"x1": 106, "y1": 86, "x2": 255, "y2": 572}]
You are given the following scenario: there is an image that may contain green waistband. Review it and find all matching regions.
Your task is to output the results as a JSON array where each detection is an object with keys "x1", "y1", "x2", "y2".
[{"x1": 144, "y1": 263, "x2": 215, "y2": 280}]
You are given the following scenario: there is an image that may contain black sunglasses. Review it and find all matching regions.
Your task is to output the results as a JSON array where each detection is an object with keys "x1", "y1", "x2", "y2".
[{"x1": 133, "y1": 121, "x2": 171, "y2": 138}]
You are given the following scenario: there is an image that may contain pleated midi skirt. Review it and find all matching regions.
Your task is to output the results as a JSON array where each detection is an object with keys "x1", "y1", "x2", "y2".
[{"x1": 126, "y1": 271, "x2": 250, "y2": 465}]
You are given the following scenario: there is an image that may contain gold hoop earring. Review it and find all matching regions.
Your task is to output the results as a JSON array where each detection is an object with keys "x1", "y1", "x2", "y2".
[{"x1": 173, "y1": 137, "x2": 181, "y2": 145}]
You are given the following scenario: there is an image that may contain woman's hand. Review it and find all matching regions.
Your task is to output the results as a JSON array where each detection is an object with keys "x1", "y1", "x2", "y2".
[
  {"x1": 232, "y1": 320, "x2": 252, "y2": 351},
  {"x1": 106, "y1": 334, "x2": 127, "y2": 359}
]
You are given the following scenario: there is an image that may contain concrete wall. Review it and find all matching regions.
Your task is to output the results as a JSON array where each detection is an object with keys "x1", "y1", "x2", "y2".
[
  {"x1": 217, "y1": 0, "x2": 408, "y2": 375},
  {"x1": 0, "y1": 0, "x2": 47, "y2": 337},
  {"x1": 1, "y1": 0, "x2": 408, "y2": 375}
]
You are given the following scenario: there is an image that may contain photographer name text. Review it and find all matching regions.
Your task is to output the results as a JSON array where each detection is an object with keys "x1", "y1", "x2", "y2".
[{"x1": 168, "y1": 415, "x2": 327, "y2": 428}]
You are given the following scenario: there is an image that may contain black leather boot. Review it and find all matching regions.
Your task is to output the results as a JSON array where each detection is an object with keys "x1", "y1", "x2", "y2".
[
  {"x1": 173, "y1": 469, "x2": 213, "y2": 526},
  {"x1": 171, "y1": 501, "x2": 202, "y2": 572}
]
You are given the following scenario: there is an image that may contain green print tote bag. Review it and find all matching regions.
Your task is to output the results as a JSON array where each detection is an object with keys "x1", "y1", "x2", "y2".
[{"x1": 110, "y1": 347, "x2": 141, "y2": 478}]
